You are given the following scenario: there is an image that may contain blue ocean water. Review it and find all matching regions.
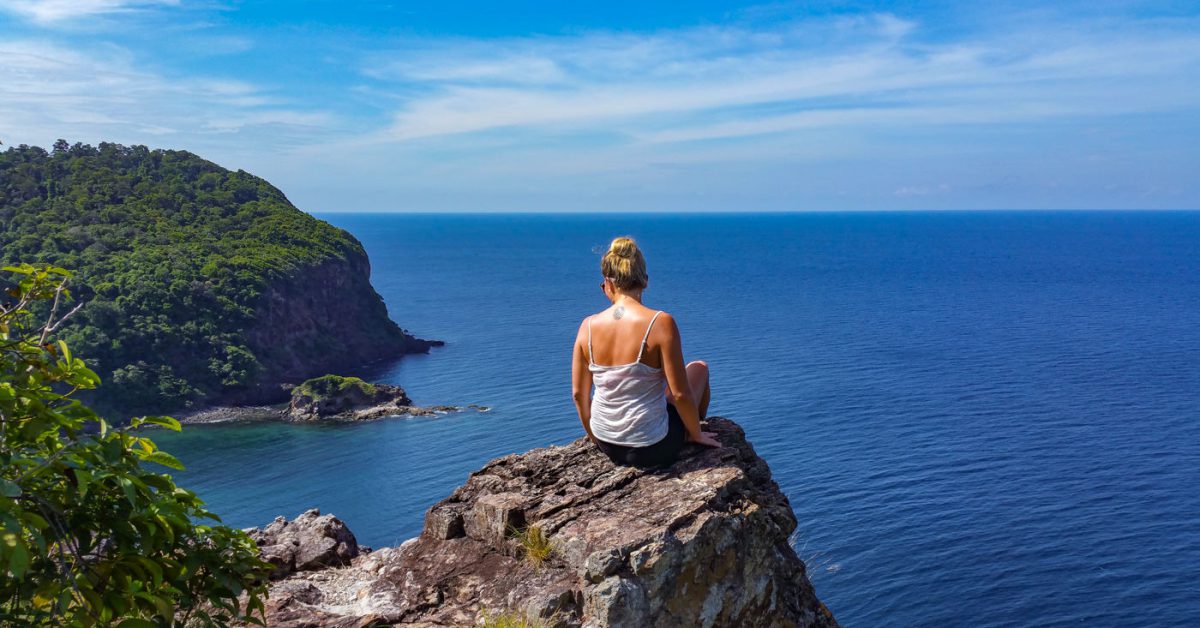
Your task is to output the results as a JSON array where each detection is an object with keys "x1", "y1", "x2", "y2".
[{"x1": 153, "y1": 212, "x2": 1200, "y2": 627}]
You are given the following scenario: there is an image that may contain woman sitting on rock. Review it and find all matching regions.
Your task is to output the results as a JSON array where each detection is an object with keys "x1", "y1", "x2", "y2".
[{"x1": 572, "y1": 236, "x2": 721, "y2": 467}]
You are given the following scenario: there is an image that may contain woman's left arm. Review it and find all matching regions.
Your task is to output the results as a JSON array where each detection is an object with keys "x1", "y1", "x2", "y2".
[{"x1": 571, "y1": 319, "x2": 596, "y2": 442}]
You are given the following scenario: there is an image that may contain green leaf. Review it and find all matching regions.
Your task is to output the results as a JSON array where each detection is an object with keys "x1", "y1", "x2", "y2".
[
  {"x1": 0, "y1": 479, "x2": 21, "y2": 498},
  {"x1": 74, "y1": 468, "x2": 93, "y2": 498},
  {"x1": 136, "y1": 556, "x2": 164, "y2": 588},
  {"x1": 138, "y1": 415, "x2": 182, "y2": 432},
  {"x1": 120, "y1": 477, "x2": 138, "y2": 504},
  {"x1": 144, "y1": 451, "x2": 185, "y2": 471},
  {"x1": 4, "y1": 533, "x2": 29, "y2": 578},
  {"x1": 20, "y1": 510, "x2": 48, "y2": 532}
]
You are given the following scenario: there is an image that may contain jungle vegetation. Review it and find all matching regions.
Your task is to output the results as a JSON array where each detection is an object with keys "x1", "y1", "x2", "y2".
[
  {"x1": 0, "y1": 141, "x2": 371, "y2": 414},
  {"x1": 0, "y1": 264, "x2": 270, "y2": 626}
]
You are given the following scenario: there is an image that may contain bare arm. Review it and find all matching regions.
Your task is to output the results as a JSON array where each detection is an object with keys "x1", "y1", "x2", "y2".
[
  {"x1": 657, "y1": 313, "x2": 720, "y2": 447},
  {"x1": 571, "y1": 318, "x2": 596, "y2": 442}
]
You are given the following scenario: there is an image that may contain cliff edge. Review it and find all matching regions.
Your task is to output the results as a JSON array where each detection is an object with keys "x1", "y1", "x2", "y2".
[{"x1": 254, "y1": 418, "x2": 839, "y2": 627}]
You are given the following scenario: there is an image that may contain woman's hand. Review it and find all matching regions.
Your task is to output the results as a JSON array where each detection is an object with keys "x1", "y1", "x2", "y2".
[{"x1": 688, "y1": 431, "x2": 722, "y2": 448}]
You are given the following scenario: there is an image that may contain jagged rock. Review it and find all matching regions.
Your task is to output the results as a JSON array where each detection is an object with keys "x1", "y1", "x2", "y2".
[
  {"x1": 259, "y1": 418, "x2": 839, "y2": 627},
  {"x1": 245, "y1": 509, "x2": 360, "y2": 579}
]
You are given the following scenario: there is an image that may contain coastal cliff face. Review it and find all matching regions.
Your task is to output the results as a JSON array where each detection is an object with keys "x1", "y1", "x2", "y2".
[
  {"x1": 256, "y1": 418, "x2": 838, "y2": 627},
  {"x1": 239, "y1": 253, "x2": 438, "y2": 404}
]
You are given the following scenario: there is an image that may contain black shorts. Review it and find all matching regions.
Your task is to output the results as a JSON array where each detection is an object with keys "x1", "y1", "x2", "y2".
[{"x1": 594, "y1": 404, "x2": 685, "y2": 468}]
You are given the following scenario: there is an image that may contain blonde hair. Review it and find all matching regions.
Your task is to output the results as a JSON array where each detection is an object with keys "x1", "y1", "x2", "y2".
[{"x1": 601, "y1": 236, "x2": 648, "y2": 291}]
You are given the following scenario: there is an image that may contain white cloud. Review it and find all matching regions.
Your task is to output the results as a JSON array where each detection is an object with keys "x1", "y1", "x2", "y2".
[
  {"x1": 365, "y1": 14, "x2": 1200, "y2": 146},
  {"x1": 371, "y1": 54, "x2": 567, "y2": 85},
  {"x1": 0, "y1": 40, "x2": 340, "y2": 150},
  {"x1": 0, "y1": 0, "x2": 178, "y2": 23}
]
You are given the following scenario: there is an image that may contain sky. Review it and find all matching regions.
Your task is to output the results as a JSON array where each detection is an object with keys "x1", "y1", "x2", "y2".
[{"x1": 1, "y1": 1, "x2": 1199, "y2": 212}]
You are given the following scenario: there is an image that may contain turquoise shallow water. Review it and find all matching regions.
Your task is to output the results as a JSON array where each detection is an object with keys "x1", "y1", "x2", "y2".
[{"x1": 154, "y1": 212, "x2": 1200, "y2": 627}]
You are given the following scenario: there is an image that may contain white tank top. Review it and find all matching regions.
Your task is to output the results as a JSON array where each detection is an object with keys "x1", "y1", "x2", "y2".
[{"x1": 588, "y1": 311, "x2": 668, "y2": 447}]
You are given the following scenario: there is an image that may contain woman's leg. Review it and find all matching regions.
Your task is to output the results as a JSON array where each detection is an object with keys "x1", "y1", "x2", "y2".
[{"x1": 686, "y1": 360, "x2": 710, "y2": 419}]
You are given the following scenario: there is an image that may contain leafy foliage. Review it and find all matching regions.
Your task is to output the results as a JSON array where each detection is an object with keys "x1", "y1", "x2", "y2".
[
  {"x1": 0, "y1": 264, "x2": 270, "y2": 626},
  {"x1": 292, "y1": 375, "x2": 376, "y2": 401},
  {"x1": 0, "y1": 141, "x2": 373, "y2": 413}
]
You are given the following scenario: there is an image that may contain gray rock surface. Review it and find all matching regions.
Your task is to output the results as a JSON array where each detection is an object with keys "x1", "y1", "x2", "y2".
[
  {"x1": 259, "y1": 418, "x2": 839, "y2": 627},
  {"x1": 245, "y1": 509, "x2": 360, "y2": 579}
]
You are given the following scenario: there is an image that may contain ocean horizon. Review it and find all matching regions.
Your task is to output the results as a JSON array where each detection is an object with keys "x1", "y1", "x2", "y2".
[{"x1": 155, "y1": 210, "x2": 1200, "y2": 627}]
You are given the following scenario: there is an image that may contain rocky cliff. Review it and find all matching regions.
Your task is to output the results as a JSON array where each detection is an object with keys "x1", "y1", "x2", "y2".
[
  {"x1": 252, "y1": 418, "x2": 838, "y2": 627},
  {"x1": 242, "y1": 254, "x2": 439, "y2": 404}
]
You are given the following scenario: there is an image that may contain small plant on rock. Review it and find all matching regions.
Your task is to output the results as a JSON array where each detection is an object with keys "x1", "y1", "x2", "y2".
[
  {"x1": 478, "y1": 607, "x2": 556, "y2": 628},
  {"x1": 511, "y1": 524, "x2": 555, "y2": 567}
]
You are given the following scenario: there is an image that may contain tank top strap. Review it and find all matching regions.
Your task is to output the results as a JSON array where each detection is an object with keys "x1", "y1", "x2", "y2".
[
  {"x1": 636, "y1": 311, "x2": 664, "y2": 362},
  {"x1": 587, "y1": 317, "x2": 595, "y2": 365}
]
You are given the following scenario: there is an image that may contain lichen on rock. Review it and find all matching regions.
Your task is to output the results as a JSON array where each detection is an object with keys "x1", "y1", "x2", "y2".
[{"x1": 259, "y1": 418, "x2": 839, "y2": 627}]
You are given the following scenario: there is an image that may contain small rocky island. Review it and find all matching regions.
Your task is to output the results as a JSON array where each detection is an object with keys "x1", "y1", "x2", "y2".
[
  {"x1": 248, "y1": 418, "x2": 838, "y2": 627},
  {"x1": 180, "y1": 374, "x2": 483, "y2": 423},
  {"x1": 285, "y1": 375, "x2": 457, "y2": 422}
]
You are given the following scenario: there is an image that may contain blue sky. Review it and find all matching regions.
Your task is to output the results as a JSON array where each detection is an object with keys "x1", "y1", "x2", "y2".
[{"x1": 2, "y1": 1, "x2": 1198, "y2": 211}]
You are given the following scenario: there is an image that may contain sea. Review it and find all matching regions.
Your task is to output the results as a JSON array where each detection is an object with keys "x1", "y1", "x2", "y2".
[{"x1": 153, "y1": 211, "x2": 1200, "y2": 627}]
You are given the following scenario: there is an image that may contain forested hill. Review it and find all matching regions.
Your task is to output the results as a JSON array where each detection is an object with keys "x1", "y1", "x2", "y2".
[{"x1": 0, "y1": 141, "x2": 434, "y2": 415}]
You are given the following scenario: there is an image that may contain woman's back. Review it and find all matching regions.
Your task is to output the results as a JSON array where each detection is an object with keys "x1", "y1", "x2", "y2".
[
  {"x1": 586, "y1": 304, "x2": 663, "y2": 369},
  {"x1": 571, "y1": 235, "x2": 720, "y2": 466},
  {"x1": 587, "y1": 305, "x2": 668, "y2": 446}
]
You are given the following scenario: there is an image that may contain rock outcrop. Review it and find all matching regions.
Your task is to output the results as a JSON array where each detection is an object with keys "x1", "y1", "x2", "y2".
[
  {"x1": 285, "y1": 375, "x2": 415, "y2": 422},
  {"x1": 259, "y1": 418, "x2": 838, "y2": 627},
  {"x1": 279, "y1": 374, "x2": 476, "y2": 422},
  {"x1": 246, "y1": 509, "x2": 361, "y2": 579}
]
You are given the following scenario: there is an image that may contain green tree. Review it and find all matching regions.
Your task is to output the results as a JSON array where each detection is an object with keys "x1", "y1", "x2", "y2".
[{"x1": 0, "y1": 264, "x2": 269, "y2": 626}]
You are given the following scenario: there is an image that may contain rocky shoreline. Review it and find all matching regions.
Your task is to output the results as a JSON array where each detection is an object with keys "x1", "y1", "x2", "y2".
[
  {"x1": 175, "y1": 402, "x2": 488, "y2": 425},
  {"x1": 249, "y1": 417, "x2": 838, "y2": 627},
  {"x1": 173, "y1": 375, "x2": 488, "y2": 425}
]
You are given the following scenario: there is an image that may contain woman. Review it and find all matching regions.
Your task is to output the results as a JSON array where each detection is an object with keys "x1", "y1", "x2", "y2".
[{"x1": 572, "y1": 236, "x2": 721, "y2": 468}]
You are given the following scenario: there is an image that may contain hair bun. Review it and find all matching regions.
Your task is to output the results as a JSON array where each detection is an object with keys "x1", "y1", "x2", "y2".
[
  {"x1": 608, "y1": 236, "x2": 638, "y2": 259},
  {"x1": 600, "y1": 235, "x2": 648, "y2": 290}
]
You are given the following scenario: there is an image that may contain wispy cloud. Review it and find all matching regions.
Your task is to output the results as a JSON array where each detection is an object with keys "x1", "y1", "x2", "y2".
[
  {"x1": 0, "y1": 39, "x2": 339, "y2": 151},
  {"x1": 368, "y1": 14, "x2": 1200, "y2": 146},
  {"x1": 0, "y1": 0, "x2": 178, "y2": 23}
]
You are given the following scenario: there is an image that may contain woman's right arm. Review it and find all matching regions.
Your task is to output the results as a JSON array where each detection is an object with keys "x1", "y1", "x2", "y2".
[
  {"x1": 571, "y1": 318, "x2": 596, "y2": 442},
  {"x1": 658, "y1": 313, "x2": 721, "y2": 447}
]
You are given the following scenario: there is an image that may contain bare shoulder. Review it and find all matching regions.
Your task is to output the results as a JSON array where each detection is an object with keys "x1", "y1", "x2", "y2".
[
  {"x1": 650, "y1": 310, "x2": 680, "y2": 340},
  {"x1": 575, "y1": 315, "x2": 593, "y2": 341}
]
